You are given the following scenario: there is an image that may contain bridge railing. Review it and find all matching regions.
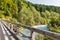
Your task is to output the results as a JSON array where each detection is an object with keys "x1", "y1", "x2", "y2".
[{"x1": 2, "y1": 20, "x2": 60, "y2": 40}]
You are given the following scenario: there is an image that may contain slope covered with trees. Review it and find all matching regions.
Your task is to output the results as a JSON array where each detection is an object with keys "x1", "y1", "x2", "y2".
[
  {"x1": 0, "y1": 0, "x2": 60, "y2": 31},
  {"x1": 0, "y1": 0, "x2": 60, "y2": 32},
  {"x1": 0, "y1": 0, "x2": 42, "y2": 26}
]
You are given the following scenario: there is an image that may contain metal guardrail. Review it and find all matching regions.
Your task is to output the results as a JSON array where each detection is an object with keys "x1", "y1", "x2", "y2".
[{"x1": 1, "y1": 20, "x2": 60, "y2": 40}]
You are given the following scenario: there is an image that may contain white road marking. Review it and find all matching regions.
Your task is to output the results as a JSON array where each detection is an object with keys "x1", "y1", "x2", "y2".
[{"x1": 1, "y1": 22, "x2": 9, "y2": 40}]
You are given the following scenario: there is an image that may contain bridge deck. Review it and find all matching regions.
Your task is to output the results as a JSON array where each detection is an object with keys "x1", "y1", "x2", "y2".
[
  {"x1": 0, "y1": 24, "x2": 5, "y2": 40},
  {"x1": 0, "y1": 20, "x2": 60, "y2": 40},
  {"x1": 0, "y1": 22, "x2": 16, "y2": 40}
]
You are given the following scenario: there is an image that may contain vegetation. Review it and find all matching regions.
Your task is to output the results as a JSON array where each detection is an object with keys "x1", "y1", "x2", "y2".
[{"x1": 0, "y1": 0, "x2": 60, "y2": 40}]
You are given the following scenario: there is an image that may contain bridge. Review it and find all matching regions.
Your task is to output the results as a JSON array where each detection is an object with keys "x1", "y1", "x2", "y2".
[{"x1": 0, "y1": 20, "x2": 60, "y2": 40}]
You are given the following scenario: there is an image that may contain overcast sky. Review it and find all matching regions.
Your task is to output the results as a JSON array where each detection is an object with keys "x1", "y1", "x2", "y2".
[{"x1": 26, "y1": 0, "x2": 60, "y2": 6}]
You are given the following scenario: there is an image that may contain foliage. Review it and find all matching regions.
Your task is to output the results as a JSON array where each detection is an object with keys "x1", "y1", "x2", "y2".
[{"x1": 35, "y1": 34, "x2": 53, "y2": 40}]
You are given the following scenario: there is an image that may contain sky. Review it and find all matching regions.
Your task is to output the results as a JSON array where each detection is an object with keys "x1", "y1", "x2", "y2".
[{"x1": 26, "y1": 0, "x2": 60, "y2": 6}]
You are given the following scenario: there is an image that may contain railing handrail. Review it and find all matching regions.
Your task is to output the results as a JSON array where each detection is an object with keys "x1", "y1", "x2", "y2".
[{"x1": 2, "y1": 20, "x2": 60, "y2": 40}]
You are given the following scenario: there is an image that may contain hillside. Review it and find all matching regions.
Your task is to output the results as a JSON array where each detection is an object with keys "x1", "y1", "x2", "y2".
[
  {"x1": 0, "y1": 0, "x2": 60, "y2": 26},
  {"x1": 0, "y1": 0, "x2": 60, "y2": 27},
  {"x1": 0, "y1": 0, "x2": 42, "y2": 26}
]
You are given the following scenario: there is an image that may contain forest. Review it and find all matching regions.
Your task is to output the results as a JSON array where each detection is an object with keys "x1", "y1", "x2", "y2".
[{"x1": 0, "y1": 0, "x2": 60, "y2": 40}]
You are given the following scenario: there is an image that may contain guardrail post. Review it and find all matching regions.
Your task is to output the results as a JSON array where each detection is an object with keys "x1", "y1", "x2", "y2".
[{"x1": 30, "y1": 31, "x2": 35, "y2": 40}]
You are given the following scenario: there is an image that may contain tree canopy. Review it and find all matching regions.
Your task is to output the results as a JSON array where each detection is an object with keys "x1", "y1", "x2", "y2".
[{"x1": 0, "y1": 0, "x2": 60, "y2": 26}]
